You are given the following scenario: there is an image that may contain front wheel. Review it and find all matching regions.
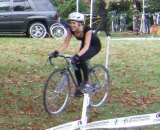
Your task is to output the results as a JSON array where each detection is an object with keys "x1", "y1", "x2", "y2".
[
  {"x1": 88, "y1": 65, "x2": 110, "y2": 108},
  {"x1": 43, "y1": 69, "x2": 70, "y2": 115}
]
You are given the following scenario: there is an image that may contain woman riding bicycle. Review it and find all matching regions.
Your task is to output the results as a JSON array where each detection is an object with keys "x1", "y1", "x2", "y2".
[{"x1": 49, "y1": 12, "x2": 101, "y2": 97}]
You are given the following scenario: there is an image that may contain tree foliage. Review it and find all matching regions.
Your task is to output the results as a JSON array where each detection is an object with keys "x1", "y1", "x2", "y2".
[
  {"x1": 53, "y1": 0, "x2": 160, "y2": 18},
  {"x1": 54, "y1": 0, "x2": 91, "y2": 20},
  {"x1": 147, "y1": 0, "x2": 160, "y2": 13}
]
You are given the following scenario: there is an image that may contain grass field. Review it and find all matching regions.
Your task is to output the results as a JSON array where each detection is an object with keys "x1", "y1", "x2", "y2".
[{"x1": 0, "y1": 33, "x2": 160, "y2": 130}]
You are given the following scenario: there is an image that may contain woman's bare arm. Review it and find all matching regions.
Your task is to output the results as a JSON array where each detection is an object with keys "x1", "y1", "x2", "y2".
[{"x1": 57, "y1": 28, "x2": 72, "y2": 52}]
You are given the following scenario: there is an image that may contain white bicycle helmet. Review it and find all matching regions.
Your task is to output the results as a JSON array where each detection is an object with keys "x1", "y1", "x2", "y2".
[{"x1": 68, "y1": 12, "x2": 84, "y2": 22}]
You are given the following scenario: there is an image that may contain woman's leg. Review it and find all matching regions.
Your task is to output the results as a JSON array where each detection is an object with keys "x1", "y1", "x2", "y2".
[
  {"x1": 94, "y1": 16, "x2": 104, "y2": 36},
  {"x1": 80, "y1": 61, "x2": 89, "y2": 82},
  {"x1": 80, "y1": 46, "x2": 101, "y2": 84},
  {"x1": 74, "y1": 63, "x2": 83, "y2": 97},
  {"x1": 74, "y1": 63, "x2": 82, "y2": 86}
]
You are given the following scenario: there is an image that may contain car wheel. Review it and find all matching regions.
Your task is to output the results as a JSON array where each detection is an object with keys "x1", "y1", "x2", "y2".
[{"x1": 29, "y1": 22, "x2": 47, "y2": 38}]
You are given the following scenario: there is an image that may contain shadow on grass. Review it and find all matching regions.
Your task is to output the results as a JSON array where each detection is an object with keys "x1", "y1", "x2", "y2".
[{"x1": 0, "y1": 34, "x2": 27, "y2": 38}]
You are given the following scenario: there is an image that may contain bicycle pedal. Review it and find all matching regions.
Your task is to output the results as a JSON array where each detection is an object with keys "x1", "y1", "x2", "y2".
[
  {"x1": 82, "y1": 84, "x2": 103, "y2": 93},
  {"x1": 80, "y1": 87, "x2": 94, "y2": 93}
]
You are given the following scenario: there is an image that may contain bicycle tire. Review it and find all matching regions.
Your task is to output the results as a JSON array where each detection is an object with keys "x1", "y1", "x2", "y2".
[
  {"x1": 88, "y1": 64, "x2": 110, "y2": 108},
  {"x1": 43, "y1": 69, "x2": 70, "y2": 115}
]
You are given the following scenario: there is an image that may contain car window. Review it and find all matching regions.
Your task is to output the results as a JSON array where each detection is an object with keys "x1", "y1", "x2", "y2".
[
  {"x1": 32, "y1": 0, "x2": 56, "y2": 11},
  {"x1": 13, "y1": 0, "x2": 32, "y2": 11},
  {"x1": 24, "y1": 0, "x2": 32, "y2": 11},
  {"x1": 0, "y1": 0, "x2": 10, "y2": 12}
]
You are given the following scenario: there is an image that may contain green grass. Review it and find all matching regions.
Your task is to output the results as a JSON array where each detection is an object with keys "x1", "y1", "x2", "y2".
[{"x1": 0, "y1": 33, "x2": 160, "y2": 130}]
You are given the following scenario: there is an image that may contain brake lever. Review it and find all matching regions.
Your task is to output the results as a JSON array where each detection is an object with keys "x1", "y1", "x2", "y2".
[{"x1": 48, "y1": 57, "x2": 54, "y2": 66}]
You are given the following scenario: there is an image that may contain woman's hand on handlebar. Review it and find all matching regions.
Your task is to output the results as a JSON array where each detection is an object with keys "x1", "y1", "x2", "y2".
[{"x1": 48, "y1": 50, "x2": 59, "y2": 59}]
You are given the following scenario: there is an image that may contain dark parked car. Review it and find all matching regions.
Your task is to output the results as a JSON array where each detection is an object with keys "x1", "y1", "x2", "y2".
[{"x1": 0, "y1": 0, "x2": 58, "y2": 38}]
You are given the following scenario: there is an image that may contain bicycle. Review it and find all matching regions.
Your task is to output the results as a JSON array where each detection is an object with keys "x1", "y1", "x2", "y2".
[
  {"x1": 43, "y1": 54, "x2": 110, "y2": 115},
  {"x1": 111, "y1": 14, "x2": 119, "y2": 32}
]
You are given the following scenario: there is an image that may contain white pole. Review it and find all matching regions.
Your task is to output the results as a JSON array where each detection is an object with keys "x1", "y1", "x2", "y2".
[
  {"x1": 80, "y1": 94, "x2": 90, "y2": 130},
  {"x1": 143, "y1": 0, "x2": 145, "y2": 32},
  {"x1": 106, "y1": 37, "x2": 111, "y2": 69},
  {"x1": 90, "y1": 0, "x2": 93, "y2": 28},
  {"x1": 141, "y1": 0, "x2": 146, "y2": 33},
  {"x1": 77, "y1": 0, "x2": 79, "y2": 12}
]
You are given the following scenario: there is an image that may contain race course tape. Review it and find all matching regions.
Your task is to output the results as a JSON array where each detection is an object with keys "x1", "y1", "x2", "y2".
[
  {"x1": 46, "y1": 112, "x2": 160, "y2": 130},
  {"x1": 107, "y1": 37, "x2": 160, "y2": 41},
  {"x1": 46, "y1": 120, "x2": 82, "y2": 130}
]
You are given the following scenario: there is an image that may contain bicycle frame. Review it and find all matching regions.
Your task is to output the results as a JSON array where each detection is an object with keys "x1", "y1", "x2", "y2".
[
  {"x1": 49, "y1": 55, "x2": 79, "y2": 88},
  {"x1": 65, "y1": 61, "x2": 79, "y2": 88}
]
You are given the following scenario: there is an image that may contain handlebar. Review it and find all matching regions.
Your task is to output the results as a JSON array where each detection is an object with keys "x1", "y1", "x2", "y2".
[
  {"x1": 48, "y1": 54, "x2": 72, "y2": 66},
  {"x1": 48, "y1": 54, "x2": 79, "y2": 70}
]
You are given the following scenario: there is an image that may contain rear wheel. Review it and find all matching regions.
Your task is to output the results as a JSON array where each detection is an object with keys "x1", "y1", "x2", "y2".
[
  {"x1": 88, "y1": 65, "x2": 110, "y2": 108},
  {"x1": 43, "y1": 69, "x2": 70, "y2": 115},
  {"x1": 29, "y1": 22, "x2": 47, "y2": 38}
]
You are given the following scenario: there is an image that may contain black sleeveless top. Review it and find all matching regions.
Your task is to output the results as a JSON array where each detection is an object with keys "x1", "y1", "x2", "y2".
[{"x1": 70, "y1": 26, "x2": 101, "y2": 49}]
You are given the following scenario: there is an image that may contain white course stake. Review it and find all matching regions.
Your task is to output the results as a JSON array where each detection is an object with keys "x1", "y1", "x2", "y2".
[
  {"x1": 80, "y1": 94, "x2": 90, "y2": 130},
  {"x1": 46, "y1": 94, "x2": 90, "y2": 130}
]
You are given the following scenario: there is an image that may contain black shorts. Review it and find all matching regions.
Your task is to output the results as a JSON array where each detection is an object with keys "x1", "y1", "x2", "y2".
[{"x1": 80, "y1": 44, "x2": 101, "y2": 62}]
